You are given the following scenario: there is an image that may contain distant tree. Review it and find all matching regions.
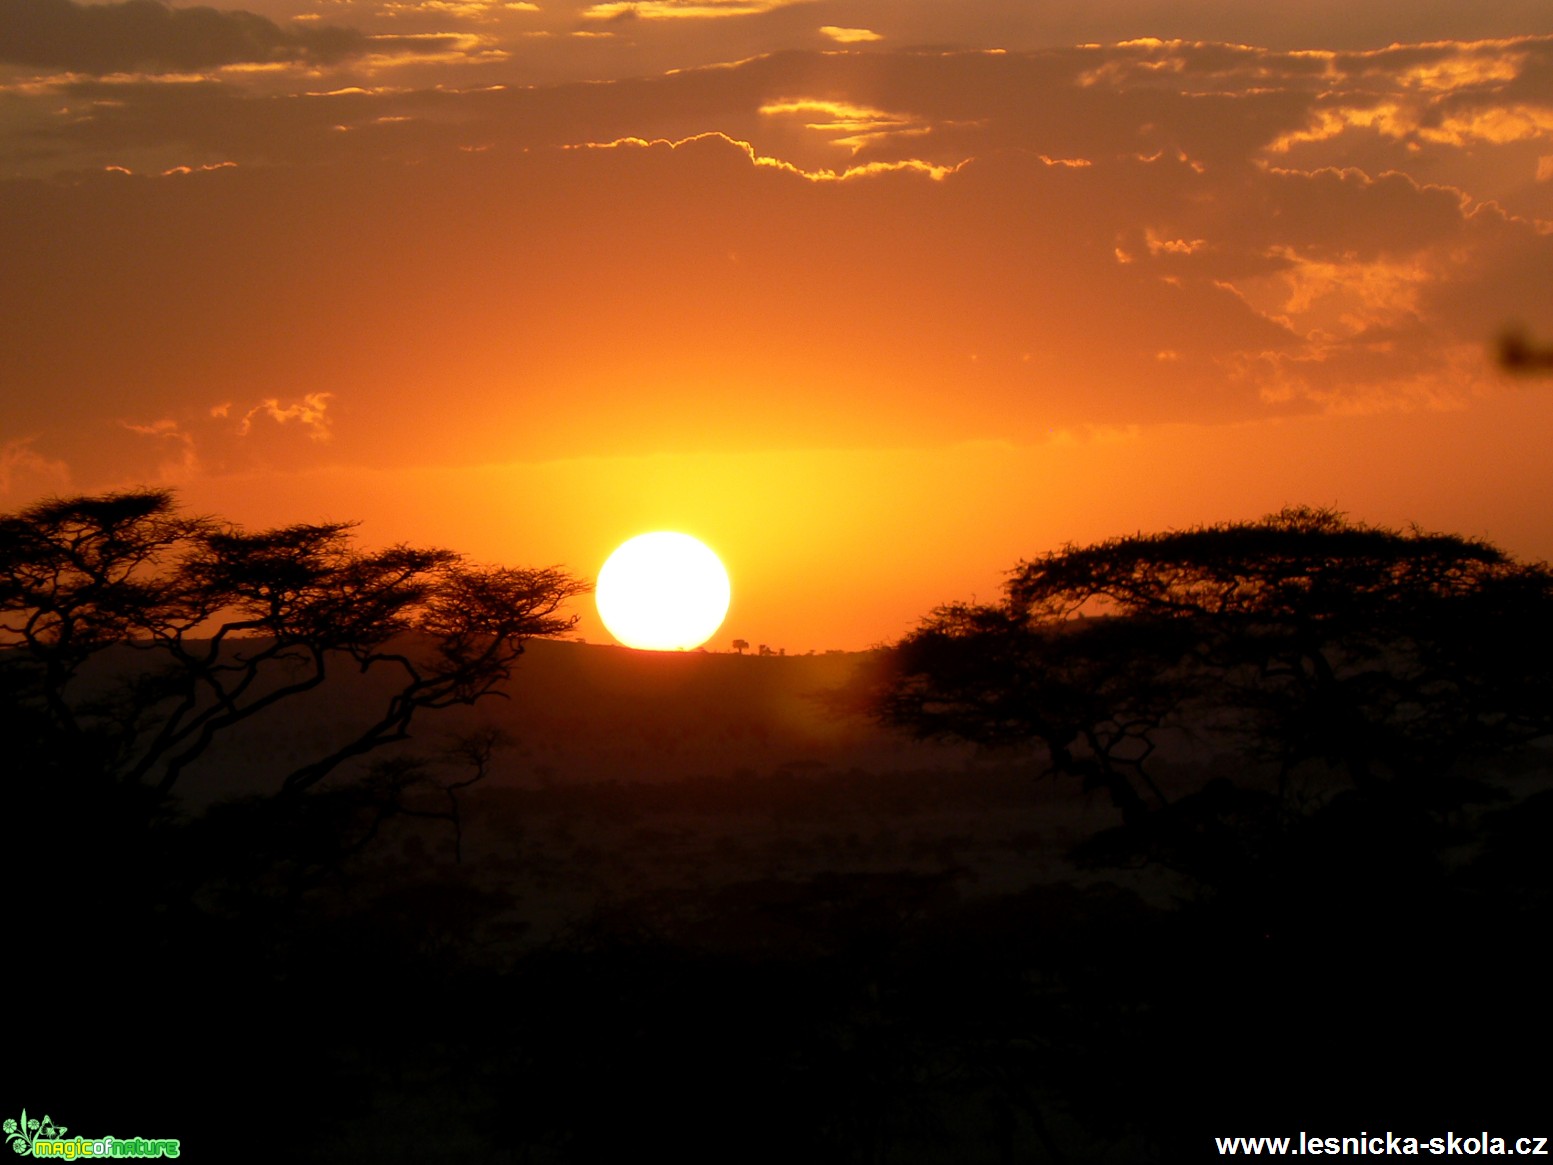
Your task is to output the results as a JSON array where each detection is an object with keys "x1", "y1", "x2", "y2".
[
  {"x1": 867, "y1": 508, "x2": 1553, "y2": 816},
  {"x1": 0, "y1": 489, "x2": 588, "y2": 806},
  {"x1": 732, "y1": 638, "x2": 749, "y2": 654}
]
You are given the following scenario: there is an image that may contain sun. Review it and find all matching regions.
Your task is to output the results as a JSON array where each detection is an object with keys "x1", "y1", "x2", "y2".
[{"x1": 595, "y1": 532, "x2": 731, "y2": 651}]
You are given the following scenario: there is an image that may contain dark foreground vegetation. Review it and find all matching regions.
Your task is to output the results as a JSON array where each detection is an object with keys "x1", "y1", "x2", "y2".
[{"x1": 4, "y1": 495, "x2": 1550, "y2": 1161}]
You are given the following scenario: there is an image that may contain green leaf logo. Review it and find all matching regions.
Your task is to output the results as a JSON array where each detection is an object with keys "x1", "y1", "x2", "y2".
[{"x1": 5, "y1": 1109, "x2": 67, "y2": 1154}]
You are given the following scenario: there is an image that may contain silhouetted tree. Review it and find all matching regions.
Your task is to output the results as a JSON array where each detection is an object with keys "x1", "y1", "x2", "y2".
[
  {"x1": 0, "y1": 486, "x2": 584, "y2": 937},
  {"x1": 867, "y1": 508, "x2": 1553, "y2": 816},
  {"x1": 732, "y1": 637, "x2": 749, "y2": 654},
  {"x1": 368, "y1": 726, "x2": 512, "y2": 864},
  {"x1": 864, "y1": 595, "x2": 1194, "y2": 823},
  {"x1": 2, "y1": 490, "x2": 592, "y2": 1144},
  {"x1": 0, "y1": 489, "x2": 587, "y2": 805}
]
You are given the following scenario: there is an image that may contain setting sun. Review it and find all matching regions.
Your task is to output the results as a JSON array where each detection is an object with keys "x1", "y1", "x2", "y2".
[{"x1": 595, "y1": 531, "x2": 731, "y2": 650}]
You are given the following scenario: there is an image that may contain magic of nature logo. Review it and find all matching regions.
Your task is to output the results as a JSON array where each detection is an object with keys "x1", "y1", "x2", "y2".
[{"x1": 5, "y1": 1110, "x2": 179, "y2": 1159}]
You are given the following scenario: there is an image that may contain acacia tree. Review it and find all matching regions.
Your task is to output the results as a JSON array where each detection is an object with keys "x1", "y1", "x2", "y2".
[
  {"x1": 870, "y1": 508, "x2": 1553, "y2": 817},
  {"x1": 0, "y1": 489, "x2": 588, "y2": 805},
  {"x1": 867, "y1": 591, "x2": 1196, "y2": 823},
  {"x1": 2, "y1": 492, "x2": 590, "y2": 1127}
]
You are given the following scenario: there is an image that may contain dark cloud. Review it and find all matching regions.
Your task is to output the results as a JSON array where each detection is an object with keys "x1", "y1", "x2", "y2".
[{"x1": 0, "y1": 0, "x2": 372, "y2": 73}]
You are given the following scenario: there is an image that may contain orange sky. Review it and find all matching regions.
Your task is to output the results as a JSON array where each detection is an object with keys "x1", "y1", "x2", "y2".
[{"x1": 5, "y1": 3, "x2": 1553, "y2": 650}]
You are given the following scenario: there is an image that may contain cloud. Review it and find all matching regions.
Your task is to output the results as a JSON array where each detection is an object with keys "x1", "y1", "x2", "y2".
[
  {"x1": 581, "y1": 0, "x2": 809, "y2": 20},
  {"x1": 234, "y1": 393, "x2": 334, "y2": 441},
  {"x1": 4, "y1": 40, "x2": 1551, "y2": 487},
  {"x1": 1421, "y1": 104, "x2": 1553, "y2": 146},
  {"x1": 0, "y1": 438, "x2": 70, "y2": 499},
  {"x1": 121, "y1": 415, "x2": 200, "y2": 479},
  {"x1": 376, "y1": 0, "x2": 540, "y2": 21},
  {"x1": 568, "y1": 130, "x2": 962, "y2": 180},
  {"x1": 757, "y1": 97, "x2": 926, "y2": 153},
  {"x1": 113, "y1": 394, "x2": 338, "y2": 484},
  {"x1": 0, "y1": 0, "x2": 375, "y2": 73},
  {"x1": 819, "y1": 26, "x2": 879, "y2": 44}
]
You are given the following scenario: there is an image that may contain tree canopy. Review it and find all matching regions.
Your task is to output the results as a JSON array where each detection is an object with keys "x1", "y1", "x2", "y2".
[
  {"x1": 0, "y1": 488, "x2": 588, "y2": 801},
  {"x1": 869, "y1": 507, "x2": 1553, "y2": 817}
]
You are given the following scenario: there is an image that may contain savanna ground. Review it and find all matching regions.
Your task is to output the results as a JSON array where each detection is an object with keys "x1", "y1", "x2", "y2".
[{"x1": 24, "y1": 717, "x2": 1549, "y2": 1163}]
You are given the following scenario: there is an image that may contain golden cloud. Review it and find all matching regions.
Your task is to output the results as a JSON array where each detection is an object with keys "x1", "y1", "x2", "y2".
[
  {"x1": 1146, "y1": 230, "x2": 1208, "y2": 256},
  {"x1": 1266, "y1": 103, "x2": 1417, "y2": 152},
  {"x1": 567, "y1": 131, "x2": 962, "y2": 181},
  {"x1": 582, "y1": 0, "x2": 809, "y2": 19},
  {"x1": 236, "y1": 394, "x2": 336, "y2": 441},
  {"x1": 758, "y1": 97, "x2": 924, "y2": 152},
  {"x1": 820, "y1": 26, "x2": 881, "y2": 44},
  {"x1": 1396, "y1": 51, "x2": 1524, "y2": 91},
  {"x1": 161, "y1": 161, "x2": 238, "y2": 176},
  {"x1": 377, "y1": 0, "x2": 540, "y2": 19},
  {"x1": 1420, "y1": 104, "x2": 1553, "y2": 146}
]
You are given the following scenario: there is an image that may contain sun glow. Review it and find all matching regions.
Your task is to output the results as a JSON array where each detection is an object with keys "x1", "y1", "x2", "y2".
[{"x1": 595, "y1": 532, "x2": 731, "y2": 651}]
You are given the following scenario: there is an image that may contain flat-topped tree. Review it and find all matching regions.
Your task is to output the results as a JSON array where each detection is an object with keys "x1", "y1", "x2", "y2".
[
  {"x1": 0, "y1": 488, "x2": 588, "y2": 801},
  {"x1": 872, "y1": 508, "x2": 1553, "y2": 816}
]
